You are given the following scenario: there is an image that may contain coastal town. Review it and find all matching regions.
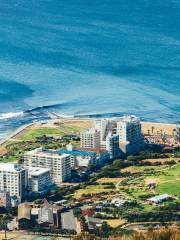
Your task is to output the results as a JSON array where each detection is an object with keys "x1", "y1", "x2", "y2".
[{"x1": 0, "y1": 115, "x2": 180, "y2": 239}]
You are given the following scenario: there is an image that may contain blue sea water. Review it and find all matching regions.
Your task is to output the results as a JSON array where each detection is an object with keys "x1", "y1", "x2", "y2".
[{"x1": 0, "y1": 0, "x2": 180, "y2": 138}]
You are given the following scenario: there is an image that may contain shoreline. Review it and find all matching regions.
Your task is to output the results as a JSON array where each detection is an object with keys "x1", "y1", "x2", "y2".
[{"x1": 0, "y1": 114, "x2": 179, "y2": 145}]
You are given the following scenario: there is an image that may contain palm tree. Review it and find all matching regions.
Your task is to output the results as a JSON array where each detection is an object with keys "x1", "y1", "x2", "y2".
[
  {"x1": 151, "y1": 126, "x2": 155, "y2": 134},
  {"x1": 172, "y1": 128, "x2": 176, "y2": 137}
]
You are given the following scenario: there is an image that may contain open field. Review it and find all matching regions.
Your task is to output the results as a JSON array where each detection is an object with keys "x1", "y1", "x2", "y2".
[
  {"x1": 15, "y1": 124, "x2": 85, "y2": 141},
  {"x1": 104, "y1": 219, "x2": 126, "y2": 228},
  {"x1": 12, "y1": 119, "x2": 93, "y2": 141},
  {"x1": 156, "y1": 180, "x2": 180, "y2": 196},
  {"x1": 117, "y1": 163, "x2": 180, "y2": 201},
  {"x1": 16, "y1": 127, "x2": 65, "y2": 141},
  {"x1": 73, "y1": 155, "x2": 180, "y2": 204},
  {"x1": 121, "y1": 165, "x2": 166, "y2": 174},
  {"x1": 96, "y1": 177, "x2": 124, "y2": 184},
  {"x1": 74, "y1": 185, "x2": 113, "y2": 199},
  {"x1": 150, "y1": 164, "x2": 180, "y2": 196}
]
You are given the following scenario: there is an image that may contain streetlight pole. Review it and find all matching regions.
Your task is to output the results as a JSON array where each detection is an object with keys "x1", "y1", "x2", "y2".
[{"x1": 2, "y1": 216, "x2": 7, "y2": 240}]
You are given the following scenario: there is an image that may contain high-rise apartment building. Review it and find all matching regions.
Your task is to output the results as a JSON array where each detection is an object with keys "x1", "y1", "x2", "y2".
[
  {"x1": 106, "y1": 132, "x2": 120, "y2": 159},
  {"x1": 24, "y1": 148, "x2": 71, "y2": 184},
  {"x1": 117, "y1": 115, "x2": 144, "y2": 154},
  {"x1": 80, "y1": 128, "x2": 100, "y2": 149},
  {"x1": 28, "y1": 167, "x2": 52, "y2": 194},
  {"x1": 0, "y1": 163, "x2": 27, "y2": 201}
]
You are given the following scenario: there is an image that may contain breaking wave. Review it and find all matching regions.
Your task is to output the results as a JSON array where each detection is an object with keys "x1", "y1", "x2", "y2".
[{"x1": 0, "y1": 111, "x2": 24, "y2": 120}]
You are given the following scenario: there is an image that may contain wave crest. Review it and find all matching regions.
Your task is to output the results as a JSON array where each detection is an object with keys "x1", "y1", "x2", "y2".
[{"x1": 0, "y1": 111, "x2": 24, "y2": 120}]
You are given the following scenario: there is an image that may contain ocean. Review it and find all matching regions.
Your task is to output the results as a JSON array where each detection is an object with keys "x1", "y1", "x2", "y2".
[{"x1": 0, "y1": 0, "x2": 180, "y2": 139}]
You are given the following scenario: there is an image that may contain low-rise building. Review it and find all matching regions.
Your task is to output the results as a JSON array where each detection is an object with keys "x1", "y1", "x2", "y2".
[
  {"x1": 38, "y1": 199, "x2": 54, "y2": 227},
  {"x1": 61, "y1": 210, "x2": 77, "y2": 231},
  {"x1": 85, "y1": 216, "x2": 102, "y2": 231},
  {"x1": 18, "y1": 202, "x2": 32, "y2": 229},
  {"x1": 110, "y1": 197, "x2": 126, "y2": 207},
  {"x1": 147, "y1": 194, "x2": 170, "y2": 204},
  {"x1": 38, "y1": 199, "x2": 61, "y2": 228},
  {"x1": 59, "y1": 146, "x2": 109, "y2": 168}
]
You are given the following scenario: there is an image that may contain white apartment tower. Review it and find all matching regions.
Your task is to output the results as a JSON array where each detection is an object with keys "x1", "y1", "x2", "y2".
[
  {"x1": 117, "y1": 115, "x2": 144, "y2": 154},
  {"x1": 28, "y1": 167, "x2": 52, "y2": 194},
  {"x1": 94, "y1": 119, "x2": 109, "y2": 143},
  {"x1": 80, "y1": 128, "x2": 100, "y2": 149},
  {"x1": 24, "y1": 148, "x2": 71, "y2": 184},
  {"x1": 106, "y1": 132, "x2": 120, "y2": 159},
  {"x1": 0, "y1": 163, "x2": 27, "y2": 201}
]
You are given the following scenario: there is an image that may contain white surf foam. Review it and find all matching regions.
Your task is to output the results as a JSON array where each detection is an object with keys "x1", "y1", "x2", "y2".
[{"x1": 0, "y1": 111, "x2": 24, "y2": 120}]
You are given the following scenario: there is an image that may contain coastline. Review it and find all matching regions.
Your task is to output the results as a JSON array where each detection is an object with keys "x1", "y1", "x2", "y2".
[{"x1": 0, "y1": 114, "x2": 178, "y2": 145}]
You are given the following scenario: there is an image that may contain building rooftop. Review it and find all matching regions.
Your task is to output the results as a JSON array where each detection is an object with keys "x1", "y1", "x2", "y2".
[
  {"x1": 0, "y1": 163, "x2": 24, "y2": 173},
  {"x1": 147, "y1": 194, "x2": 170, "y2": 203},
  {"x1": 81, "y1": 128, "x2": 100, "y2": 134},
  {"x1": 118, "y1": 115, "x2": 140, "y2": 123},
  {"x1": 28, "y1": 167, "x2": 50, "y2": 176},
  {"x1": 25, "y1": 148, "x2": 70, "y2": 159},
  {"x1": 59, "y1": 149, "x2": 97, "y2": 157},
  {"x1": 61, "y1": 210, "x2": 77, "y2": 231},
  {"x1": 18, "y1": 203, "x2": 31, "y2": 220},
  {"x1": 38, "y1": 199, "x2": 54, "y2": 224}
]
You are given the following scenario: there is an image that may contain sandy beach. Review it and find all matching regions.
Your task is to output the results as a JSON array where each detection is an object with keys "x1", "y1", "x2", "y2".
[{"x1": 141, "y1": 121, "x2": 178, "y2": 136}]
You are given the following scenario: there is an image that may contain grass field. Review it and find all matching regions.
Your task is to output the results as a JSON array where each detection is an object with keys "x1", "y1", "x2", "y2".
[
  {"x1": 97, "y1": 177, "x2": 124, "y2": 184},
  {"x1": 104, "y1": 219, "x2": 126, "y2": 228},
  {"x1": 121, "y1": 165, "x2": 166, "y2": 173},
  {"x1": 117, "y1": 163, "x2": 180, "y2": 199},
  {"x1": 156, "y1": 180, "x2": 180, "y2": 196},
  {"x1": 74, "y1": 185, "x2": 112, "y2": 199},
  {"x1": 15, "y1": 123, "x2": 85, "y2": 141},
  {"x1": 153, "y1": 164, "x2": 180, "y2": 196},
  {"x1": 17, "y1": 127, "x2": 65, "y2": 141}
]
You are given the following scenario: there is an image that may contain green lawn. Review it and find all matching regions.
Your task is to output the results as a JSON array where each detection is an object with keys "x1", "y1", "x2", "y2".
[
  {"x1": 154, "y1": 164, "x2": 180, "y2": 196},
  {"x1": 117, "y1": 164, "x2": 180, "y2": 200},
  {"x1": 18, "y1": 128, "x2": 65, "y2": 141},
  {"x1": 74, "y1": 185, "x2": 113, "y2": 199},
  {"x1": 17, "y1": 125, "x2": 84, "y2": 141},
  {"x1": 156, "y1": 180, "x2": 180, "y2": 196}
]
